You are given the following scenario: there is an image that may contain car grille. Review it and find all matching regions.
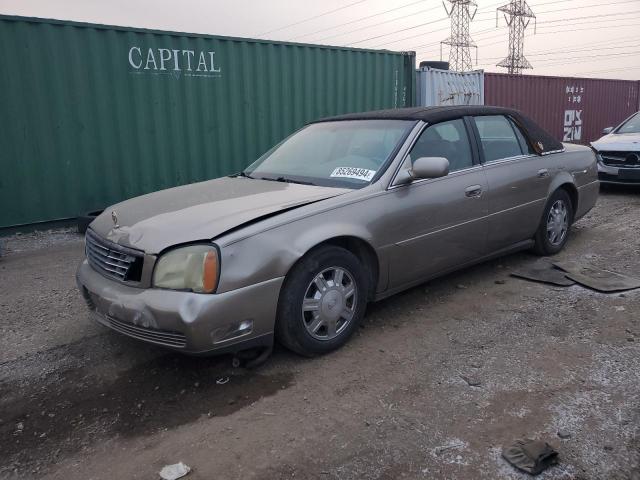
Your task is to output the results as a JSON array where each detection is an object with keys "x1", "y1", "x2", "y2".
[
  {"x1": 85, "y1": 229, "x2": 144, "y2": 282},
  {"x1": 600, "y1": 151, "x2": 640, "y2": 167},
  {"x1": 106, "y1": 315, "x2": 187, "y2": 348}
]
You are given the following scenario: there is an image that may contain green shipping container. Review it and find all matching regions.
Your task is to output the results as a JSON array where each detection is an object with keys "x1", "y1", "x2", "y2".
[{"x1": 0, "y1": 15, "x2": 416, "y2": 229}]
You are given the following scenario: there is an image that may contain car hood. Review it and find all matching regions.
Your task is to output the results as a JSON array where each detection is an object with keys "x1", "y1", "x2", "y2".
[
  {"x1": 90, "y1": 177, "x2": 350, "y2": 254},
  {"x1": 591, "y1": 132, "x2": 640, "y2": 151}
]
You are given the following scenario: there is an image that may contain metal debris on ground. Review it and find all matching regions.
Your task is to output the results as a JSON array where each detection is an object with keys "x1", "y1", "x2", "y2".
[
  {"x1": 502, "y1": 439, "x2": 558, "y2": 475},
  {"x1": 459, "y1": 374, "x2": 481, "y2": 387},
  {"x1": 216, "y1": 376, "x2": 230, "y2": 385},
  {"x1": 552, "y1": 261, "x2": 640, "y2": 293},
  {"x1": 159, "y1": 462, "x2": 191, "y2": 480},
  {"x1": 510, "y1": 260, "x2": 575, "y2": 286}
]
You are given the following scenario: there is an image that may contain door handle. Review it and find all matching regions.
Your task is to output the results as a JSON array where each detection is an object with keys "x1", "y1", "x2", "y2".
[
  {"x1": 537, "y1": 168, "x2": 549, "y2": 178},
  {"x1": 465, "y1": 185, "x2": 483, "y2": 198}
]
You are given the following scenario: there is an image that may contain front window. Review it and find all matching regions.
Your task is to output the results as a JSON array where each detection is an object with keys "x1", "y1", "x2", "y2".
[
  {"x1": 617, "y1": 113, "x2": 640, "y2": 134},
  {"x1": 244, "y1": 120, "x2": 415, "y2": 188},
  {"x1": 408, "y1": 119, "x2": 474, "y2": 172}
]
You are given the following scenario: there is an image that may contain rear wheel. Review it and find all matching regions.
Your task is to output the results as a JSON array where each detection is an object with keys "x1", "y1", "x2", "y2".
[
  {"x1": 533, "y1": 189, "x2": 573, "y2": 256},
  {"x1": 275, "y1": 246, "x2": 369, "y2": 356}
]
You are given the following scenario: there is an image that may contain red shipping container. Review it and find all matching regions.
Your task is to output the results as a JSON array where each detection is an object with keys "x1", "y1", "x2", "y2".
[{"x1": 484, "y1": 72, "x2": 640, "y2": 145}]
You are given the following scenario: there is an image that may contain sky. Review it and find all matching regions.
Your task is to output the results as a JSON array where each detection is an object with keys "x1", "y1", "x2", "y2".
[{"x1": 1, "y1": 0, "x2": 639, "y2": 79}]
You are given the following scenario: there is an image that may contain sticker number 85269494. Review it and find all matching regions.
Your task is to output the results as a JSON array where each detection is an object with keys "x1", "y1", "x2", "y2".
[{"x1": 330, "y1": 167, "x2": 376, "y2": 182}]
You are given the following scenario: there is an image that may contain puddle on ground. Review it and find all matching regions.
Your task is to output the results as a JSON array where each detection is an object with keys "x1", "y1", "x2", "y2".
[{"x1": 0, "y1": 353, "x2": 294, "y2": 473}]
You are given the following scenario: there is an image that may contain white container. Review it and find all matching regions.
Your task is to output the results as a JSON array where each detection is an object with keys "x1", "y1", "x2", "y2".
[{"x1": 416, "y1": 67, "x2": 484, "y2": 107}]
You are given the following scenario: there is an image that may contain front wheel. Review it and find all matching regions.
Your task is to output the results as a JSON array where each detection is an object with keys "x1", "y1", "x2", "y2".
[
  {"x1": 533, "y1": 189, "x2": 574, "y2": 256},
  {"x1": 275, "y1": 246, "x2": 369, "y2": 357}
]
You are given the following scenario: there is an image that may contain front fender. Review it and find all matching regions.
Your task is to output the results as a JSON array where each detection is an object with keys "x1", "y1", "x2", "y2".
[{"x1": 216, "y1": 215, "x2": 381, "y2": 294}]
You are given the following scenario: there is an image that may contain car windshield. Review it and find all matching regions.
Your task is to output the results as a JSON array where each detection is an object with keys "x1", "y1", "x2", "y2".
[
  {"x1": 244, "y1": 120, "x2": 415, "y2": 188},
  {"x1": 617, "y1": 113, "x2": 640, "y2": 134}
]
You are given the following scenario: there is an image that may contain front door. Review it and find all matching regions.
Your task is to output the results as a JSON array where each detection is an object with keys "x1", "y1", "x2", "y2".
[{"x1": 388, "y1": 118, "x2": 489, "y2": 289}]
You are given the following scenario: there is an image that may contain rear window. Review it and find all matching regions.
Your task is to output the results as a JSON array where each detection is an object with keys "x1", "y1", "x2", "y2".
[{"x1": 474, "y1": 115, "x2": 525, "y2": 162}]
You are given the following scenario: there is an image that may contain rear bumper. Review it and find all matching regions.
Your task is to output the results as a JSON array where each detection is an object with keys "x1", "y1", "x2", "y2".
[{"x1": 76, "y1": 259, "x2": 283, "y2": 355}]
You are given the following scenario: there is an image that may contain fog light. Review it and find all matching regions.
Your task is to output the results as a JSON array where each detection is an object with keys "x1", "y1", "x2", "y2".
[{"x1": 211, "y1": 319, "x2": 254, "y2": 344}]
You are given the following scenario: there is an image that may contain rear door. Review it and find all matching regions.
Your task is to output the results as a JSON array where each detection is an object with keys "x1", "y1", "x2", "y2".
[
  {"x1": 388, "y1": 118, "x2": 489, "y2": 288},
  {"x1": 472, "y1": 114, "x2": 552, "y2": 252}
]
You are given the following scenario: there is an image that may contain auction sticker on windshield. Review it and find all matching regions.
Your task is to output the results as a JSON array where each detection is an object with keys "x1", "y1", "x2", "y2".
[{"x1": 330, "y1": 167, "x2": 376, "y2": 181}]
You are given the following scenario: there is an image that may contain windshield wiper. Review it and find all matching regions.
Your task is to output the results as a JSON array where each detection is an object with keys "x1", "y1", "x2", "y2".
[
  {"x1": 261, "y1": 176, "x2": 315, "y2": 186},
  {"x1": 232, "y1": 171, "x2": 254, "y2": 179}
]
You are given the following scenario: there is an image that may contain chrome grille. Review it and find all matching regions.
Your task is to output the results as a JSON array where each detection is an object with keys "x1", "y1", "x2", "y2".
[
  {"x1": 600, "y1": 151, "x2": 640, "y2": 167},
  {"x1": 106, "y1": 315, "x2": 187, "y2": 348},
  {"x1": 85, "y1": 229, "x2": 144, "y2": 282}
]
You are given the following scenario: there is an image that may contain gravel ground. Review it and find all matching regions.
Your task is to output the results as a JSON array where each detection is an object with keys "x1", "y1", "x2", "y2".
[{"x1": 1, "y1": 188, "x2": 639, "y2": 480}]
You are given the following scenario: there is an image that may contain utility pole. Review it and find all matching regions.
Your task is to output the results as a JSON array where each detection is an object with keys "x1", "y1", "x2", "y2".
[
  {"x1": 496, "y1": 0, "x2": 536, "y2": 74},
  {"x1": 441, "y1": 0, "x2": 477, "y2": 72}
]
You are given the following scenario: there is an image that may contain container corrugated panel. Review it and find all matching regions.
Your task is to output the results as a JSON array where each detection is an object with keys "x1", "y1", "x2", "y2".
[
  {"x1": 484, "y1": 72, "x2": 640, "y2": 146},
  {"x1": 416, "y1": 68, "x2": 484, "y2": 107},
  {"x1": 0, "y1": 15, "x2": 415, "y2": 228}
]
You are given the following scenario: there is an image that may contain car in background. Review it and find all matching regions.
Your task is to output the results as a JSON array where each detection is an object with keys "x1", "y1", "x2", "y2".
[
  {"x1": 76, "y1": 106, "x2": 599, "y2": 363},
  {"x1": 592, "y1": 111, "x2": 640, "y2": 185}
]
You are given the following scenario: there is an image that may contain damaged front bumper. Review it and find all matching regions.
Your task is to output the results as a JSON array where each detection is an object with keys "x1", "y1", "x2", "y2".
[
  {"x1": 76, "y1": 259, "x2": 282, "y2": 355},
  {"x1": 597, "y1": 160, "x2": 640, "y2": 185}
]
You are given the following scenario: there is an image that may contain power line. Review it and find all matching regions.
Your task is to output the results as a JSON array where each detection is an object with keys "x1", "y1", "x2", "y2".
[
  {"x1": 349, "y1": 15, "x2": 450, "y2": 45},
  {"x1": 291, "y1": 0, "x2": 428, "y2": 41},
  {"x1": 312, "y1": 4, "x2": 443, "y2": 43},
  {"x1": 415, "y1": 24, "x2": 640, "y2": 59},
  {"x1": 258, "y1": 0, "x2": 370, "y2": 37},
  {"x1": 478, "y1": 49, "x2": 640, "y2": 65},
  {"x1": 479, "y1": 41, "x2": 640, "y2": 61},
  {"x1": 402, "y1": 8, "x2": 637, "y2": 54},
  {"x1": 361, "y1": 4, "x2": 635, "y2": 49},
  {"x1": 576, "y1": 65, "x2": 640, "y2": 76},
  {"x1": 522, "y1": 50, "x2": 640, "y2": 67}
]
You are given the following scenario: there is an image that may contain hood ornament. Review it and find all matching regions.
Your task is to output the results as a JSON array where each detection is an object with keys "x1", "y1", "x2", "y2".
[{"x1": 111, "y1": 210, "x2": 120, "y2": 229}]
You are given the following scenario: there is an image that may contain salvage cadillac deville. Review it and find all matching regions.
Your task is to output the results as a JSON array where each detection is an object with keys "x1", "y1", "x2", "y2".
[{"x1": 76, "y1": 106, "x2": 599, "y2": 363}]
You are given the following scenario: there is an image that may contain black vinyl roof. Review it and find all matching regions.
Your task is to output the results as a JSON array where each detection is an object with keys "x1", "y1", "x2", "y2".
[{"x1": 314, "y1": 106, "x2": 564, "y2": 155}]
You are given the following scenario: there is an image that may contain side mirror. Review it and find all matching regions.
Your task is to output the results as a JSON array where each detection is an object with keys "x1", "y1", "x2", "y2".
[
  {"x1": 411, "y1": 156, "x2": 450, "y2": 180},
  {"x1": 602, "y1": 127, "x2": 614, "y2": 135}
]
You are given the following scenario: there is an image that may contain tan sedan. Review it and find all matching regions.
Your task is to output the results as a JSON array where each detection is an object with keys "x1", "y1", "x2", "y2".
[{"x1": 76, "y1": 106, "x2": 599, "y2": 364}]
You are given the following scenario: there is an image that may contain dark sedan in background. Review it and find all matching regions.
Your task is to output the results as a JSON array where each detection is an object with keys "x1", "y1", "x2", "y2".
[{"x1": 77, "y1": 106, "x2": 599, "y2": 363}]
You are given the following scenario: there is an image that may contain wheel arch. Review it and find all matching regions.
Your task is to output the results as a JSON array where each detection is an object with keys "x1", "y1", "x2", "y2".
[
  {"x1": 296, "y1": 236, "x2": 380, "y2": 301},
  {"x1": 547, "y1": 173, "x2": 578, "y2": 218},
  {"x1": 557, "y1": 183, "x2": 578, "y2": 219}
]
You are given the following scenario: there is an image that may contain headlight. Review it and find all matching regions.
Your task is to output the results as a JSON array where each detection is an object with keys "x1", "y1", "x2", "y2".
[{"x1": 152, "y1": 245, "x2": 219, "y2": 293}]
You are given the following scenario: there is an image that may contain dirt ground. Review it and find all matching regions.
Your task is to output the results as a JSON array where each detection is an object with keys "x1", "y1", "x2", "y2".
[{"x1": 1, "y1": 187, "x2": 639, "y2": 480}]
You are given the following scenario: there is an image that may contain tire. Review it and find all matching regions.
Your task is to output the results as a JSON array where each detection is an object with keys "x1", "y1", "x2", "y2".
[
  {"x1": 533, "y1": 189, "x2": 574, "y2": 256},
  {"x1": 275, "y1": 246, "x2": 369, "y2": 357}
]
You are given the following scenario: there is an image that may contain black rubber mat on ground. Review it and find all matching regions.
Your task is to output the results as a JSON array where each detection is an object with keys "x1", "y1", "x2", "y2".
[
  {"x1": 552, "y1": 261, "x2": 640, "y2": 293},
  {"x1": 511, "y1": 261, "x2": 576, "y2": 286}
]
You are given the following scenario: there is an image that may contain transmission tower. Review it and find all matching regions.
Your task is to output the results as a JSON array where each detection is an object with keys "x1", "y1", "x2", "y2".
[
  {"x1": 496, "y1": 0, "x2": 536, "y2": 74},
  {"x1": 440, "y1": 0, "x2": 477, "y2": 72}
]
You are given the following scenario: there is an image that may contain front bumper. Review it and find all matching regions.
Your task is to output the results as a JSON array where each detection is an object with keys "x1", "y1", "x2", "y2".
[
  {"x1": 597, "y1": 162, "x2": 640, "y2": 185},
  {"x1": 76, "y1": 259, "x2": 283, "y2": 354}
]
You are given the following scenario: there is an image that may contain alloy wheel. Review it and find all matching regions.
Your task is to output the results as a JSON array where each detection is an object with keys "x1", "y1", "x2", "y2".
[
  {"x1": 301, "y1": 266, "x2": 357, "y2": 341},
  {"x1": 547, "y1": 199, "x2": 569, "y2": 246}
]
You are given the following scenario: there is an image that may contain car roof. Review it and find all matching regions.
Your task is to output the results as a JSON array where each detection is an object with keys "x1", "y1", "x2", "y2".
[
  {"x1": 314, "y1": 106, "x2": 522, "y2": 124},
  {"x1": 313, "y1": 106, "x2": 564, "y2": 155}
]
